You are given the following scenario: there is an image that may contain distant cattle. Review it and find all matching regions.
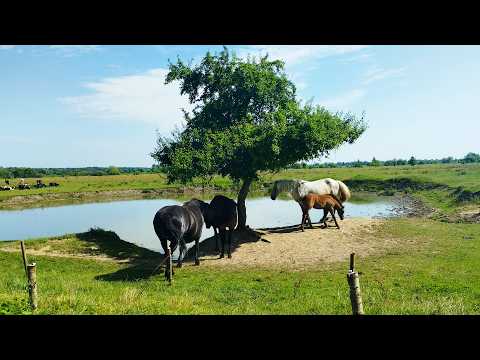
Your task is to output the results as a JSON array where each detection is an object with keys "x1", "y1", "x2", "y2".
[{"x1": 35, "y1": 180, "x2": 47, "y2": 188}]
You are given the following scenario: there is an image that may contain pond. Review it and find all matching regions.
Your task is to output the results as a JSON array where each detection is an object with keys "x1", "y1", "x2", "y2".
[{"x1": 0, "y1": 195, "x2": 397, "y2": 253}]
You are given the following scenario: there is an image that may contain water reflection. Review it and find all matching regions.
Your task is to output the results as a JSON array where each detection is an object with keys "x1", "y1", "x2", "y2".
[{"x1": 0, "y1": 196, "x2": 395, "y2": 253}]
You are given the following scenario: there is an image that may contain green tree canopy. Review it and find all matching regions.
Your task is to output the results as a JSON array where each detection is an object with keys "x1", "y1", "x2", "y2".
[
  {"x1": 463, "y1": 152, "x2": 480, "y2": 163},
  {"x1": 151, "y1": 47, "x2": 367, "y2": 228},
  {"x1": 408, "y1": 156, "x2": 417, "y2": 166},
  {"x1": 370, "y1": 157, "x2": 381, "y2": 167},
  {"x1": 107, "y1": 166, "x2": 121, "y2": 175}
]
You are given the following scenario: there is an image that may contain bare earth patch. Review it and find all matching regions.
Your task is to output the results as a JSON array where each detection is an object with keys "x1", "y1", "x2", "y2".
[
  {"x1": 188, "y1": 218, "x2": 403, "y2": 270},
  {"x1": 0, "y1": 243, "x2": 122, "y2": 262}
]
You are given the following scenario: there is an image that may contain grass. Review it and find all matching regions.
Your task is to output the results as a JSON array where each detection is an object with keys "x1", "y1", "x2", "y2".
[
  {"x1": 2, "y1": 163, "x2": 480, "y2": 200},
  {"x1": 1, "y1": 218, "x2": 479, "y2": 315},
  {"x1": 1, "y1": 163, "x2": 479, "y2": 314}
]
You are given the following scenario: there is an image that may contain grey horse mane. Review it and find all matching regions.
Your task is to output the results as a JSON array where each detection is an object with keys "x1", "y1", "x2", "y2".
[{"x1": 272, "y1": 179, "x2": 302, "y2": 197}]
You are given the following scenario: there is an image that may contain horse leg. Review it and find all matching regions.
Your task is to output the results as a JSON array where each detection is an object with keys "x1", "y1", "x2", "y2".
[
  {"x1": 177, "y1": 240, "x2": 187, "y2": 268},
  {"x1": 227, "y1": 228, "x2": 232, "y2": 259},
  {"x1": 194, "y1": 237, "x2": 200, "y2": 266},
  {"x1": 299, "y1": 203, "x2": 305, "y2": 230},
  {"x1": 165, "y1": 241, "x2": 177, "y2": 280},
  {"x1": 319, "y1": 208, "x2": 328, "y2": 224},
  {"x1": 322, "y1": 209, "x2": 329, "y2": 229},
  {"x1": 160, "y1": 239, "x2": 169, "y2": 279},
  {"x1": 219, "y1": 229, "x2": 225, "y2": 259},
  {"x1": 169, "y1": 240, "x2": 179, "y2": 275},
  {"x1": 330, "y1": 208, "x2": 340, "y2": 229},
  {"x1": 214, "y1": 228, "x2": 219, "y2": 253}
]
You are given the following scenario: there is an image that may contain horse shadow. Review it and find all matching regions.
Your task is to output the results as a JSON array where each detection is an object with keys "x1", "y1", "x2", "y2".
[
  {"x1": 95, "y1": 259, "x2": 165, "y2": 282},
  {"x1": 79, "y1": 228, "x2": 164, "y2": 282},
  {"x1": 93, "y1": 227, "x2": 264, "y2": 282},
  {"x1": 255, "y1": 217, "x2": 339, "y2": 234},
  {"x1": 183, "y1": 227, "x2": 264, "y2": 261}
]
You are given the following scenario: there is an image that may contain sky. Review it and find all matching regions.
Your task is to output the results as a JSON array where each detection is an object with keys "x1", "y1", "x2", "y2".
[{"x1": 1, "y1": 45, "x2": 479, "y2": 168}]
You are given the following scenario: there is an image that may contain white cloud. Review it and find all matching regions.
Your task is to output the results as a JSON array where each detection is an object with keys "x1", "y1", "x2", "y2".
[
  {"x1": 238, "y1": 45, "x2": 369, "y2": 68},
  {"x1": 236, "y1": 45, "x2": 368, "y2": 91},
  {"x1": 59, "y1": 68, "x2": 191, "y2": 134},
  {"x1": 318, "y1": 88, "x2": 367, "y2": 110},
  {"x1": 0, "y1": 45, "x2": 16, "y2": 50},
  {"x1": 49, "y1": 45, "x2": 102, "y2": 57},
  {"x1": 342, "y1": 53, "x2": 373, "y2": 63},
  {"x1": 362, "y1": 66, "x2": 406, "y2": 85}
]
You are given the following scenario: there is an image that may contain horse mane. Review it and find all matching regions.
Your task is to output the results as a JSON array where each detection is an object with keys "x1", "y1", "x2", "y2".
[
  {"x1": 337, "y1": 180, "x2": 351, "y2": 202},
  {"x1": 272, "y1": 179, "x2": 301, "y2": 197}
]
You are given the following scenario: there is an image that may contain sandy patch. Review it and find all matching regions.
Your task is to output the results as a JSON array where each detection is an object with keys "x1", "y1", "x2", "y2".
[{"x1": 185, "y1": 218, "x2": 401, "y2": 270}]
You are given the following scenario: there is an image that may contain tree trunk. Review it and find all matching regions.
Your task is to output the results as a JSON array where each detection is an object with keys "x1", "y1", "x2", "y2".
[{"x1": 237, "y1": 178, "x2": 253, "y2": 229}]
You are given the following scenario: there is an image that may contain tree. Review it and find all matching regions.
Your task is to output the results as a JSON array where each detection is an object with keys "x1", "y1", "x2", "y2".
[
  {"x1": 370, "y1": 157, "x2": 380, "y2": 166},
  {"x1": 151, "y1": 48, "x2": 367, "y2": 229},
  {"x1": 463, "y1": 152, "x2": 480, "y2": 163},
  {"x1": 107, "y1": 166, "x2": 121, "y2": 175},
  {"x1": 408, "y1": 156, "x2": 417, "y2": 166},
  {"x1": 353, "y1": 160, "x2": 363, "y2": 168}
]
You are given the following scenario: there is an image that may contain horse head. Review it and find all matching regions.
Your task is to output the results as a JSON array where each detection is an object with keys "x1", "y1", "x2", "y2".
[{"x1": 185, "y1": 198, "x2": 210, "y2": 225}]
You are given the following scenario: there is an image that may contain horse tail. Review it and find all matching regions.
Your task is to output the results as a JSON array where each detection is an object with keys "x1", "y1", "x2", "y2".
[{"x1": 337, "y1": 180, "x2": 351, "y2": 203}]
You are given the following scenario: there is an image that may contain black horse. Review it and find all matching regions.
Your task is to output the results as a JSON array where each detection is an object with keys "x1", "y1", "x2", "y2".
[
  {"x1": 153, "y1": 199, "x2": 209, "y2": 279},
  {"x1": 204, "y1": 195, "x2": 238, "y2": 259}
]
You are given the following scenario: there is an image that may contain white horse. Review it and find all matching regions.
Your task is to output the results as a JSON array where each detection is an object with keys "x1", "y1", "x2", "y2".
[{"x1": 270, "y1": 178, "x2": 351, "y2": 227}]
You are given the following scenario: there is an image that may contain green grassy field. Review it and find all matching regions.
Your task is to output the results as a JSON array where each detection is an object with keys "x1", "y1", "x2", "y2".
[{"x1": 1, "y1": 219, "x2": 479, "y2": 315}]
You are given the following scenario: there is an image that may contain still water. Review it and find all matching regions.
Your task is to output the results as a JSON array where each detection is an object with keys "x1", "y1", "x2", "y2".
[{"x1": 0, "y1": 196, "x2": 396, "y2": 252}]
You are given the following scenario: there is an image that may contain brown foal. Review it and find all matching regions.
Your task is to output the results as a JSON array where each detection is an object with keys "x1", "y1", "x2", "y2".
[{"x1": 299, "y1": 193, "x2": 345, "y2": 231}]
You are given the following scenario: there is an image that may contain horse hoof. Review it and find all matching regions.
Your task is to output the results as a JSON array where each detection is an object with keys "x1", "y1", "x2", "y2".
[
  {"x1": 195, "y1": 260, "x2": 200, "y2": 266},
  {"x1": 228, "y1": 255, "x2": 232, "y2": 259},
  {"x1": 219, "y1": 254, "x2": 224, "y2": 259}
]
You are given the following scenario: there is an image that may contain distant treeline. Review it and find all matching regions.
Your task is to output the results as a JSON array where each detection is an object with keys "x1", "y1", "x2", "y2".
[
  {"x1": 289, "y1": 152, "x2": 480, "y2": 169},
  {"x1": 2, "y1": 153, "x2": 479, "y2": 178},
  {"x1": 0, "y1": 165, "x2": 166, "y2": 179}
]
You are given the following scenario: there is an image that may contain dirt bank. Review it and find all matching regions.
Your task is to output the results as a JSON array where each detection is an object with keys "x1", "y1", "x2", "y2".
[{"x1": 0, "y1": 187, "x2": 225, "y2": 210}]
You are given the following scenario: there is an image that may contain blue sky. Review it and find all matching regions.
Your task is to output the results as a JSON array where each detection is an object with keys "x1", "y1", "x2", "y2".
[{"x1": 1, "y1": 45, "x2": 479, "y2": 167}]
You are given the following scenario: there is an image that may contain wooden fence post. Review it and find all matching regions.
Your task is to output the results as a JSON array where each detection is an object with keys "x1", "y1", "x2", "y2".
[
  {"x1": 167, "y1": 246, "x2": 172, "y2": 285},
  {"x1": 347, "y1": 253, "x2": 364, "y2": 315},
  {"x1": 27, "y1": 263, "x2": 38, "y2": 311},
  {"x1": 20, "y1": 241, "x2": 28, "y2": 280}
]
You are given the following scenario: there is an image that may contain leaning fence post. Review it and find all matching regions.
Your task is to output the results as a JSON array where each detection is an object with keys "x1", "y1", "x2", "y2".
[
  {"x1": 27, "y1": 263, "x2": 38, "y2": 311},
  {"x1": 20, "y1": 241, "x2": 28, "y2": 280},
  {"x1": 167, "y1": 246, "x2": 173, "y2": 285},
  {"x1": 347, "y1": 253, "x2": 364, "y2": 315}
]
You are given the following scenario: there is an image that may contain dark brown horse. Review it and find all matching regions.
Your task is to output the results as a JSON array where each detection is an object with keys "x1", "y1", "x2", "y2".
[
  {"x1": 153, "y1": 199, "x2": 209, "y2": 280},
  {"x1": 299, "y1": 193, "x2": 345, "y2": 231},
  {"x1": 204, "y1": 195, "x2": 238, "y2": 259}
]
